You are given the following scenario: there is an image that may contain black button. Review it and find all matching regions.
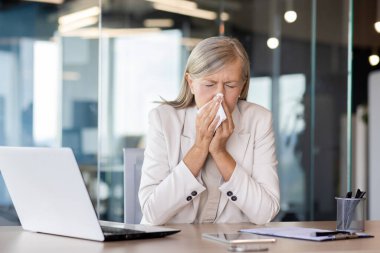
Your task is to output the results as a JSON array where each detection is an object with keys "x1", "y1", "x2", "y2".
[
  {"x1": 191, "y1": 191, "x2": 197, "y2": 196},
  {"x1": 227, "y1": 191, "x2": 233, "y2": 196},
  {"x1": 231, "y1": 196, "x2": 237, "y2": 201},
  {"x1": 186, "y1": 196, "x2": 192, "y2": 201}
]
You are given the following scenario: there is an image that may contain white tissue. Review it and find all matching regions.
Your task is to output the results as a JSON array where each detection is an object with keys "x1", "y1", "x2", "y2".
[
  {"x1": 198, "y1": 93, "x2": 227, "y2": 131},
  {"x1": 215, "y1": 102, "x2": 227, "y2": 129}
]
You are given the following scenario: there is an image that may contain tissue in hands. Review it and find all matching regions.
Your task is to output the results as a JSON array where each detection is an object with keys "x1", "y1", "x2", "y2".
[{"x1": 198, "y1": 93, "x2": 227, "y2": 131}]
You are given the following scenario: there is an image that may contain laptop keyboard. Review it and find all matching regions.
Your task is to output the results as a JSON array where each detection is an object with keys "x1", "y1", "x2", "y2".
[{"x1": 101, "y1": 226, "x2": 144, "y2": 236}]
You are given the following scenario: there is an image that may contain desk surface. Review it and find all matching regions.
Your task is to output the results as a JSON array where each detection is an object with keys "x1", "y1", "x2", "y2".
[{"x1": 1, "y1": 221, "x2": 379, "y2": 253}]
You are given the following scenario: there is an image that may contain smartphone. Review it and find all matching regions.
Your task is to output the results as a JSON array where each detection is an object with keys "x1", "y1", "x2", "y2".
[
  {"x1": 228, "y1": 244, "x2": 269, "y2": 252},
  {"x1": 202, "y1": 233, "x2": 276, "y2": 245}
]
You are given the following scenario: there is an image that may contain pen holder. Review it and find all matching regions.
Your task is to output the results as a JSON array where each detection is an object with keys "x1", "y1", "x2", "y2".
[{"x1": 336, "y1": 197, "x2": 366, "y2": 232}]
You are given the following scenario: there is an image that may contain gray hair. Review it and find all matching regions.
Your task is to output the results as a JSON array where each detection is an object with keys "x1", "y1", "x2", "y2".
[{"x1": 161, "y1": 36, "x2": 250, "y2": 109}]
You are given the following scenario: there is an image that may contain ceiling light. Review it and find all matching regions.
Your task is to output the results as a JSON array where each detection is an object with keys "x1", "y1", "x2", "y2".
[
  {"x1": 61, "y1": 28, "x2": 161, "y2": 38},
  {"x1": 369, "y1": 54, "x2": 380, "y2": 66},
  {"x1": 374, "y1": 21, "x2": 380, "y2": 33},
  {"x1": 58, "y1": 6, "x2": 100, "y2": 25},
  {"x1": 376, "y1": 0, "x2": 380, "y2": 33},
  {"x1": 24, "y1": 0, "x2": 63, "y2": 4},
  {"x1": 143, "y1": 19, "x2": 174, "y2": 28},
  {"x1": 153, "y1": 3, "x2": 215, "y2": 20},
  {"x1": 146, "y1": 0, "x2": 197, "y2": 10},
  {"x1": 284, "y1": 10, "x2": 297, "y2": 23},
  {"x1": 152, "y1": 3, "x2": 229, "y2": 21},
  {"x1": 267, "y1": 37, "x2": 279, "y2": 49},
  {"x1": 220, "y1": 12, "x2": 229, "y2": 21},
  {"x1": 59, "y1": 16, "x2": 98, "y2": 33}
]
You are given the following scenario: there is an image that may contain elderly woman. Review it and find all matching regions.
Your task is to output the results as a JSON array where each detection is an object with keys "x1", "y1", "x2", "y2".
[{"x1": 139, "y1": 36, "x2": 280, "y2": 225}]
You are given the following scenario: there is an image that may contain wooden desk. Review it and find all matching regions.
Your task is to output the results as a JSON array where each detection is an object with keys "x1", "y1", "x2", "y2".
[{"x1": 0, "y1": 221, "x2": 379, "y2": 253}]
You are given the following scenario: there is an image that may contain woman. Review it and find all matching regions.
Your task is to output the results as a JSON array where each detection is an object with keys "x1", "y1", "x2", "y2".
[{"x1": 138, "y1": 36, "x2": 280, "y2": 225}]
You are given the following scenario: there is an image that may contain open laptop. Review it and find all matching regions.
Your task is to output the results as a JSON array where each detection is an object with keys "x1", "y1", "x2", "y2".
[{"x1": 0, "y1": 147, "x2": 180, "y2": 241}]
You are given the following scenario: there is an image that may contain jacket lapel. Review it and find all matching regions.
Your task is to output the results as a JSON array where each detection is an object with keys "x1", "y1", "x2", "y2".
[
  {"x1": 227, "y1": 104, "x2": 251, "y2": 166},
  {"x1": 218, "y1": 105, "x2": 251, "y2": 216},
  {"x1": 180, "y1": 106, "x2": 197, "y2": 158}
]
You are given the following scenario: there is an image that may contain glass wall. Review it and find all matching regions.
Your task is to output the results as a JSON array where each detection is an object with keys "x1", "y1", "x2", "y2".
[
  {"x1": 98, "y1": 0, "x2": 352, "y2": 222},
  {"x1": 0, "y1": 0, "x2": 100, "y2": 225},
  {"x1": 0, "y1": 0, "x2": 353, "y2": 225}
]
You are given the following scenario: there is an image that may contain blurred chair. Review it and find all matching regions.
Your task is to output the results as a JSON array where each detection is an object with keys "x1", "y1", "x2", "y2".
[{"x1": 123, "y1": 148, "x2": 144, "y2": 224}]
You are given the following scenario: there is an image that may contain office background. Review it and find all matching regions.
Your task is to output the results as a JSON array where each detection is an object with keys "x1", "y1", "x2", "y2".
[{"x1": 0, "y1": 0, "x2": 379, "y2": 225}]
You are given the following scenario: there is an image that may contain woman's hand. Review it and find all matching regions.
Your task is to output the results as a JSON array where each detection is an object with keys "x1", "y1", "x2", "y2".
[
  {"x1": 209, "y1": 102, "x2": 236, "y2": 181},
  {"x1": 183, "y1": 96, "x2": 222, "y2": 176},
  {"x1": 194, "y1": 96, "x2": 223, "y2": 151},
  {"x1": 209, "y1": 101, "x2": 234, "y2": 155}
]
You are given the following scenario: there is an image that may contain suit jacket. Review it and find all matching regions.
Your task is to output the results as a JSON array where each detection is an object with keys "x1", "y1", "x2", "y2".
[{"x1": 138, "y1": 100, "x2": 280, "y2": 225}]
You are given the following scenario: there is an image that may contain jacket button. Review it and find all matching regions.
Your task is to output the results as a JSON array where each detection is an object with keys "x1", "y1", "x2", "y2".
[
  {"x1": 227, "y1": 191, "x2": 233, "y2": 196},
  {"x1": 186, "y1": 196, "x2": 192, "y2": 201},
  {"x1": 191, "y1": 191, "x2": 197, "y2": 196},
  {"x1": 231, "y1": 196, "x2": 237, "y2": 201}
]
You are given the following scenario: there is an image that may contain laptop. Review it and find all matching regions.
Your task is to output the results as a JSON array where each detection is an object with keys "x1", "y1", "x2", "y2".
[{"x1": 0, "y1": 147, "x2": 180, "y2": 241}]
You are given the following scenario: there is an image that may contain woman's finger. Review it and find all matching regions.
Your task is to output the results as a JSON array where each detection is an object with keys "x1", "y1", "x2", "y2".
[
  {"x1": 209, "y1": 115, "x2": 220, "y2": 133},
  {"x1": 200, "y1": 98, "x2": 220, "y2": 127},
  {"x1": 221, "y1": 102, "x2": 234, "y2": 131}
]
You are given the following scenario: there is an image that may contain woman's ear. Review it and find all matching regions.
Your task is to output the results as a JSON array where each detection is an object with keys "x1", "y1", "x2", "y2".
[{"x1": 185, "y1": 73, "x2": 194, "y2": 94}]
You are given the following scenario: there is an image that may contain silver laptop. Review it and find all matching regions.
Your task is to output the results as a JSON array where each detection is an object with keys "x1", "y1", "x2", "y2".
[{"x1": 0, "y1": 147, "x2": 180, "y2": 241}]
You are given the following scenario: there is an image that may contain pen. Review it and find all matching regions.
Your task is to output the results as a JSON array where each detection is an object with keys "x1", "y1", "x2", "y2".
[
  {"x1": 332, "y1": 234, "x2": 359, "y2": 240},
  {"x1": 354, "y1": 189, "x2": 362, "y2": 198},
  {"x1": 313, "y1": 231, "x2": 352, "y2": 237}
]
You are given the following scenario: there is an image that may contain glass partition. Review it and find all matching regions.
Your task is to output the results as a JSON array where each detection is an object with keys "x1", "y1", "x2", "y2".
[
  {"x1": 0, "y1": 0, "x2": 100, "y2": 225},
  {"x1": 98, "y1": 0, "x2": 353, "y2": 222},
  {"x1": 0, "y1": 0, "x2": 353, "y2": 225}
]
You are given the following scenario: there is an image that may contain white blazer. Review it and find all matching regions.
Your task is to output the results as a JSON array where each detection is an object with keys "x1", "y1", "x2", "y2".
[{"x1": 138, "y1": 100, "x2": 280, "y2": 225}]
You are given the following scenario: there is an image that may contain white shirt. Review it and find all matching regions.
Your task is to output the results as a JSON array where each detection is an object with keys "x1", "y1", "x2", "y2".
[{"x1": 195, "y1": 155, "x2": 222, "y2": 223}]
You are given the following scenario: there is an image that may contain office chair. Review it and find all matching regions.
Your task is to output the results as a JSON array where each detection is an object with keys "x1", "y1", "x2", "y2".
[{"x1": 123, "y1": 148, "x2": 144, "y2": 224}]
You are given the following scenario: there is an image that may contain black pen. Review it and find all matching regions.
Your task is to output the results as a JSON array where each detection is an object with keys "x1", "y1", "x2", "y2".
[
  {"x1": 313, "y1": 231, "x2": 352, "y2": 237},
  {"x1": 354, "y1": 189, "x2": 362, "y2": 198}
]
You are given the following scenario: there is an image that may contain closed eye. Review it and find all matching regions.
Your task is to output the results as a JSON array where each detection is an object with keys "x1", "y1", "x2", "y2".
[
  {"x1": 203, "y1": 82, "x2": 216, "y2": 87},
  {"x1": 225, "y1": 83, "x2": 239, "y2": 88}
]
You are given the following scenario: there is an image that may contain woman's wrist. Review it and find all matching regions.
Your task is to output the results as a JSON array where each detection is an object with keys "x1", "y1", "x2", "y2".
[
  {"x1": 209, "y1": 147, "x2": 227, "y2": 157},
  {"x1": 210, "y1": 149, "x2": 236, "y2": 181},
  {"x1": 183, "y1": 145, "x2": 209, "y2": 177},
  {"x1": 193, "y1": 141, "x2": 210, "y2": 155}
]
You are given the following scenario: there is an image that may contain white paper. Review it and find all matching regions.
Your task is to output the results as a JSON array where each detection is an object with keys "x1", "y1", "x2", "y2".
[
  {"x1": 198, "y1": 93, "x2": 227, "y2": 131},
  {"x1": 240, "y1": 227, "x2": 371, "y2": 241},
  {"x1": 241, "y1": 227, "x2": 328, "y2": 241}
]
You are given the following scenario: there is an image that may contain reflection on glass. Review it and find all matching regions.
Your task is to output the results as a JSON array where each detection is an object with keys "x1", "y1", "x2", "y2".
[
  {"x1": 33, "y1": 41, "x2": 59, "y2": 146},
  {"x1": 113, "y1": 30, "x2": 181, "y2": 138},
  {"x1": 248, "y1": 77, "x2": 272, "y2": 110},
  {"x1": 248, "y1": 74, "x2": 306, "y2": 220},
  {"x1": 278, "y1": 74, "x2": 306, "y2": 220}
]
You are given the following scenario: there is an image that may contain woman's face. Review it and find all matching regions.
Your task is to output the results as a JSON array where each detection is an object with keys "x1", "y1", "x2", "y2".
[{"x1": 187, "y1": 60, "x2": 245, "y2": 112}]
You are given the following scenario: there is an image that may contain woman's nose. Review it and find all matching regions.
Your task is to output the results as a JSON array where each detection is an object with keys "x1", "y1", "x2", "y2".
[{"x1": 216, "y1": 83, "x2": 225, "y2": 95}]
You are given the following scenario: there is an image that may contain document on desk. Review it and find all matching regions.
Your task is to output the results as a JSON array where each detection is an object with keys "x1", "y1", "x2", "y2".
[{"x1": 240, "y1": 227, "x2": 374, "y2": 242}]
